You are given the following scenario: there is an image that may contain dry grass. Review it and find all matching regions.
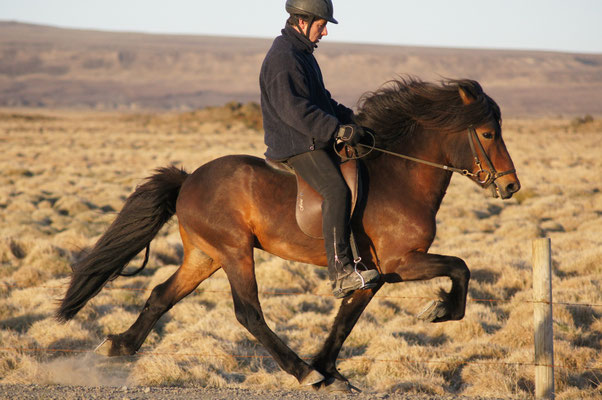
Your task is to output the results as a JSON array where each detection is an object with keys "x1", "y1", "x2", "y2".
[{"x1": 1, "y1": 108, "x2": 601, "y2": 398}]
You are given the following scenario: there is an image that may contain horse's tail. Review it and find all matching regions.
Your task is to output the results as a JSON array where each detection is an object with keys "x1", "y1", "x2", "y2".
[{"x1": 56, "y1": 166, "x2": 189, "y2": 322}]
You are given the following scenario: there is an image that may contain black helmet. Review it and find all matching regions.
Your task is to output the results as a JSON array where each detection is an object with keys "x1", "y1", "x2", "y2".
[{"x1": 285, "y1": 0, "x2": 338, "y2": 24}]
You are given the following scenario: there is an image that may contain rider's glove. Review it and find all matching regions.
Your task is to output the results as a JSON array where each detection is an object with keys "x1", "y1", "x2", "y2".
[{"x1": 336, "y1": 124, "x2": 365, "y2": 146}]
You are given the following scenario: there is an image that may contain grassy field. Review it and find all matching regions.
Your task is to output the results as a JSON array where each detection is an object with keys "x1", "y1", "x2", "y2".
[{"x1": 0, "y1": 107, "x2": 601, "y2": 398}]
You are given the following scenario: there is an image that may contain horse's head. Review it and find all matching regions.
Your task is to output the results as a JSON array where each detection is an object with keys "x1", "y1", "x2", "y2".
[
  {"x1": 451, "y1": 82, "x2": 521, "y2": 199},
  {"x1": 356, "y1": 77, "x2": 521, "y2": 199}
]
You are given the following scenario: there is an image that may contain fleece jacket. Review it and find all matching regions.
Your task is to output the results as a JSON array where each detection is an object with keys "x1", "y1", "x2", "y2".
[{"x1": 260, "y1": 24, "x2": 354, "y2": 160}]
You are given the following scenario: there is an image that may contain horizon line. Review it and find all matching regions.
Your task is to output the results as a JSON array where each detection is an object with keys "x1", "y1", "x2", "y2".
[{"x1": 2, "y1": 19, "x2": 601, "y2": 56}]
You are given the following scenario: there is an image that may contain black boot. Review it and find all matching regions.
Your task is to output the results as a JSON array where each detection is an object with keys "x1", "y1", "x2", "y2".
[{"x1": 331, "y1": 263, "x2": 379, "y2": 299}]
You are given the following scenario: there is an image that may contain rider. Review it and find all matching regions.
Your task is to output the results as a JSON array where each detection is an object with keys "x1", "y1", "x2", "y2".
[{"x1": 260, "y1": 0, "x2": 379, "y2": 298}]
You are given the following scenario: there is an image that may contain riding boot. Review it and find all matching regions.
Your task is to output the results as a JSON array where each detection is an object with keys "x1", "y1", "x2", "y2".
[
  {"x1": 328, "y1": 228, "x2": 379, "y2": 299},
  {"x1": 330, "y1": 261, "x2": 380, "y2": 299}
]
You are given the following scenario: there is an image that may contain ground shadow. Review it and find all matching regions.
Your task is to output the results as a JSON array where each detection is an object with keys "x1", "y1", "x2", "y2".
[{"x1": 0, "y1": 313, "x2": 47, "y2": 333}]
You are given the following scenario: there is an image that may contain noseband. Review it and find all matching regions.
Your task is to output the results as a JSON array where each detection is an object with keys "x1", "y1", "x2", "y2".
[
  {"x1": 354, "y1": 126, "x2": 515, "y2": 193},
  {"x1": 466, "y1": 126, "x2": 516, "y2": 189}
]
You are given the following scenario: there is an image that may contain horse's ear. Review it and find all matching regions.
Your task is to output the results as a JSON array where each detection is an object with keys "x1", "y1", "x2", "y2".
[
  {"x1": 458, "y1": 87, "x2": 475, "y2": 105},
  {"x1": 458, "y1": 80, "x2": 482, "y2": 105}
]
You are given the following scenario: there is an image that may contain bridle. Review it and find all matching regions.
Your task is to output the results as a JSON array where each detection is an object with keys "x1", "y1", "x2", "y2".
[
  {"x1": 465, "y1": 126, "x2": 516, "y2": 188},
  {"x1": 351, "y1": 126, "x2": 516, "y2": 195}
]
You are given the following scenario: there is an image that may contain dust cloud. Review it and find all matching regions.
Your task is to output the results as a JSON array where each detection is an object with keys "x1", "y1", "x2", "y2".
[{"x1": 43, "y1": 353, "x2": 129, "y2": 387}]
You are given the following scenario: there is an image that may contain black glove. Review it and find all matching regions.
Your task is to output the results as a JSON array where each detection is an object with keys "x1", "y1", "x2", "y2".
[{"x1": 336, "y1": 124, "x2": 365, "y2": 146}]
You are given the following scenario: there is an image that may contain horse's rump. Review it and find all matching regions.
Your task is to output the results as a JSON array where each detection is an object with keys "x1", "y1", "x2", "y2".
[{"x1": 176, "y1": 155, "x2": 329, "y2": 267}]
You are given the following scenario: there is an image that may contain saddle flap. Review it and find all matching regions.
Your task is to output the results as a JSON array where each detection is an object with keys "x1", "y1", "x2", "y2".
[
  {"x1": 295, "y1": 157, "x2": 360, "y2": 239},
  {"x1": 265, "y1": 158, "x2": 295, "y2": 174}
]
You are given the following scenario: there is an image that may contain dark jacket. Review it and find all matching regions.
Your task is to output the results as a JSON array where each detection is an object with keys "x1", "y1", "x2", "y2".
[{"x1": 260, "y1": 24, "x2": 354, "y2": 160}]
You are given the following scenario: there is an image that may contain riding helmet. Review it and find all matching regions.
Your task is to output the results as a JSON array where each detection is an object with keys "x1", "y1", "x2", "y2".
[{"x1": 285, "y1": 0, "x2": 338, "y2": 24}]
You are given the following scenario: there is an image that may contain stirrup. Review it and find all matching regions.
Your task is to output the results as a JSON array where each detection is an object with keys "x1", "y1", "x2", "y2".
[
  {"x1": 332, "y1": 259, "x2": 379, "y2": 299},
  {"x1": 353, "y1": 257, "x2": 379, "y2": 287}
]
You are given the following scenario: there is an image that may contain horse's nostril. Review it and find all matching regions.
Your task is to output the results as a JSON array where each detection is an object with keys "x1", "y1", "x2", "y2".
[{"x1": 506, "y1": 182, "x2": 520, "y2": 194}]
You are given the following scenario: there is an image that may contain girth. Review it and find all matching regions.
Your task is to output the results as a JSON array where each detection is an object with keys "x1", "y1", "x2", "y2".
[{"x1": 265, "y1": 147, "x2": 360, "y2": 239}]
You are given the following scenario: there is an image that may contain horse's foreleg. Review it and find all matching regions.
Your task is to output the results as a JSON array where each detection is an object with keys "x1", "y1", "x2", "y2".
[
  {"x1": 222, "y1": 253, "x2": 325, "y2": 386},
  {"x1": 311, "y1": 284, "x2": 382, "y2": 385},
  {"x1": 97, "y1": 246, "x2": 219, "y2": 356},
  {"x1": 394, "y1": 252, "x2": 470, "y2": 322}
]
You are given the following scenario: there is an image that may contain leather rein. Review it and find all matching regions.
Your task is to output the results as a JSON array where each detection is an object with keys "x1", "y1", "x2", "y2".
[{"x1": 353, "y1": 126, "x2": 516, "y2": 192}]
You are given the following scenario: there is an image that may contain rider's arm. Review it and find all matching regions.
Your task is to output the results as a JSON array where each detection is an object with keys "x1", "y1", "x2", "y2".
[{"x1": 328, "y1": 95, "x2": 355, "y2": 125}]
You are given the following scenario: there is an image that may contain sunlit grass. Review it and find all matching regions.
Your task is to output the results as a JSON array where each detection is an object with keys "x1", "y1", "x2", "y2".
[{"x1": 1, "y1": 109, "x2": 601, "y2": 398}]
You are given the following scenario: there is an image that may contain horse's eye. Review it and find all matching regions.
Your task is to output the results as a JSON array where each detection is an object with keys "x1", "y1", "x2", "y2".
[{"x1": 482, "y1": 132, "x2": 494, "y2": 139}]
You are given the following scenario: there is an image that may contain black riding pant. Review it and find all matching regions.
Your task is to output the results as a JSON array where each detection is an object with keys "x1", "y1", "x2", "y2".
[{"x1": 287, "y1": 149, "x2": 353, "y2": 278}]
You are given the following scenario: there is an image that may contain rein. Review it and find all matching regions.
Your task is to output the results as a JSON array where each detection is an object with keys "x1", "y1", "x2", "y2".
[{"x1": 352, "y1": 126, "x2": 515, "y2": 190}]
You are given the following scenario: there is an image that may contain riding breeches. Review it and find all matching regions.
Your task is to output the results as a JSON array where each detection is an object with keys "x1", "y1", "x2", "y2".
[{"x1": 287, "y1": 149, "x2": 353, "y2": 277}]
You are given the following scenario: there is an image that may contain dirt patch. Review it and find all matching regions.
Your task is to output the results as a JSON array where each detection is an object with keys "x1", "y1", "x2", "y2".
[{"x1": 0, "y1": 384, "x2": 503, "y2": 400}]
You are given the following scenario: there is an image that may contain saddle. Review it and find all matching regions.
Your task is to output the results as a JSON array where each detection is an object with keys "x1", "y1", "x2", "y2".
[{"x1": 266, "y1": 146, "x2": 360, "y2": 239}]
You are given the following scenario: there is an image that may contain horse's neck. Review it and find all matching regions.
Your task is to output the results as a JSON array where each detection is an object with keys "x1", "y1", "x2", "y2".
[{"x1": 368, "y1": 133, "x2": 453, "y2": 215}]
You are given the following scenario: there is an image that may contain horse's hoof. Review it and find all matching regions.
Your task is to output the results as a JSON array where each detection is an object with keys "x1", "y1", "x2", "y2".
[
  {"x1": 314, "y1": 377, "x2": 360, "y2": 393},
  {"x1": 94, "y1": 338, "x2": 112, "y2": 356},
  {"x1": 417, "y1": 300, "x2": 447, "y2": 322},
  {"x1": 324, "y1": 379, "x2": 354, "y2": 393},
  {"x1": 300, "y1": 369, "x2": 325, "y2": 386}
]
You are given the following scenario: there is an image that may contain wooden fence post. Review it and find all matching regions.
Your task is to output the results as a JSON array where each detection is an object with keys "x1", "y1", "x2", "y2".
[{"x1": 533, "y1": 238, "x2": 554, "y2": 399}]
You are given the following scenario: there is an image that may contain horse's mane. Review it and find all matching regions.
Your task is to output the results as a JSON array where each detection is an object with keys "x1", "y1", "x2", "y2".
[{"x1": 356, "y1": 77, "x2": 501, "y2": 146}]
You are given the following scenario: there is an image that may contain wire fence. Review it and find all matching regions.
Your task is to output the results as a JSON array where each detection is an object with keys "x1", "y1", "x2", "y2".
[
  {"x1": 0, "y1": 345, "x2": 600, "y2": 374},
  {"x1": 1, "y1": 281, "x2": 601, "y2": 375},
  {"x1": 4, "y1": 282, "x2": 602, "y2": 309}
]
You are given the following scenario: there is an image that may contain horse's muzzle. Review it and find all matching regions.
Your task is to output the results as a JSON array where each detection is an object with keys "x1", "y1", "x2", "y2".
[{"x1": 494, "y1": 179, "x2": 521, "y2": 199}]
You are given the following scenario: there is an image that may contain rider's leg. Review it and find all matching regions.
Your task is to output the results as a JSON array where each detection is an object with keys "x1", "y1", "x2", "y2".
[{"x1": 287, "y1": 149, "x2": 379, "y2": 298}]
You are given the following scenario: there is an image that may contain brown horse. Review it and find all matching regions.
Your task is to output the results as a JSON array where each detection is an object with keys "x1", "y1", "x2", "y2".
[{"x1": 57, "y1": 78, "x2": 520, "y2": 390}]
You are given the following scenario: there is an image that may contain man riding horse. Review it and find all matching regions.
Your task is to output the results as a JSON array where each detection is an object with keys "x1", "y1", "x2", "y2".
[{"x1": 260, "y1": 0, "x2": 379, "y2": 298}]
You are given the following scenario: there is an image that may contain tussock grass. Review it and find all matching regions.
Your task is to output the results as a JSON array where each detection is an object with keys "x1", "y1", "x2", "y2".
[{"x1": 1, "y1": 109, "x2": 601, "y2": 397}]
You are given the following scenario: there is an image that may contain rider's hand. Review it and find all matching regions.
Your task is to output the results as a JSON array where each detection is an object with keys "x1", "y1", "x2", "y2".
[{"x1": 336, "y1": 124, "x2": 365, "y2": 146}]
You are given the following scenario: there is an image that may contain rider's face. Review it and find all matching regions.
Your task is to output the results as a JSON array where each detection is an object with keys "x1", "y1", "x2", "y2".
[{"x1": 298, "y1": 18, "x2": 328, "y2": 44}]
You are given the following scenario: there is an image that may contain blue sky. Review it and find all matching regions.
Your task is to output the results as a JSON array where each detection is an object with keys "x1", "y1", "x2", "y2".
[{"x1": 1, "y1": 0, "x2": 601, "y2": 54}]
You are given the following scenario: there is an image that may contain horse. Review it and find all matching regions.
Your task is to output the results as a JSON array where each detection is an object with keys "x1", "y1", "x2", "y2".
[{"x1": 56, "y1": 77, "x2": 520, "y2": 391}]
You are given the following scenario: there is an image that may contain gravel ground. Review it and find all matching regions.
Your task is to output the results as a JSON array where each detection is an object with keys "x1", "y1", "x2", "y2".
[{"x1": 0, "y1": 384, "x2": 508, "y2": 400}]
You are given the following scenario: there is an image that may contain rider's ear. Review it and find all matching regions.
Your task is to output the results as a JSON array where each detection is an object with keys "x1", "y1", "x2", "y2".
[
  {"x1": 297, "y1": 18, "x2": 308, "y2": 33},
  {"x1": 458, "y1": 87, "x2": 475, "y2": 105}
]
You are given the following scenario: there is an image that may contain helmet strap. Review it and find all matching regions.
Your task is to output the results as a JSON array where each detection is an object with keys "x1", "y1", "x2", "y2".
[
  {"x1": 304, "y1": 16, "x2": 315, "y2": 42},
  {"x1": 293, "y1": 15, "x2": 316, "y2": 45}
]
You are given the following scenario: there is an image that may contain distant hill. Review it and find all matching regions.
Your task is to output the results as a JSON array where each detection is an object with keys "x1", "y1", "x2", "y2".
[{"x1": 1, "y1": 21, "x2": 601, "y2": 116}]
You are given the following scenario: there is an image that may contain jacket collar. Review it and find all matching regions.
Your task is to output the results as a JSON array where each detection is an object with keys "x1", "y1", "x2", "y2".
[{"x1": 282, "y1": 24, "x2": 316, "y2": 54}]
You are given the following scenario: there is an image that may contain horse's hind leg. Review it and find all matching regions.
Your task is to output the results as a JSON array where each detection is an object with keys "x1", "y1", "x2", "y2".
[
  {"x1": 97, "y1": 230, "x2": 220, "y2": 356},
  {"x1": 221, "y1": 248, "x2": 325, "y2": 386}
]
